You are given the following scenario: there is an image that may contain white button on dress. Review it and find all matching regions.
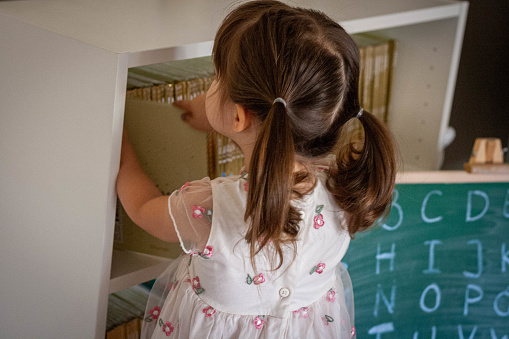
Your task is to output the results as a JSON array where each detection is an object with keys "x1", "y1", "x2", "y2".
[{"x1": 279, "y1": 287, "x2": 290, "y2": 298}]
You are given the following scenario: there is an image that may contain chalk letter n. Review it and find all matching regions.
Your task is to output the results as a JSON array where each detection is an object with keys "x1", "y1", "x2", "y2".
[{"x1": 374, "y1": 284, "x2": 396, "y2": 317}]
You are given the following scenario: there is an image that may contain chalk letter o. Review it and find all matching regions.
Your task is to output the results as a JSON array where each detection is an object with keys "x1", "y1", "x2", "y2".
[{"x1": 420, "y1": 283, "x2": 441, "y2": 313}]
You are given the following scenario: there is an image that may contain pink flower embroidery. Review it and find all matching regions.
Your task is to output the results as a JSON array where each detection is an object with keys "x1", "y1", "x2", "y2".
[
  {"x1": 314, "y1": 214, "x2": 324, "y2": 229},
  {"x1": 161, "y1": 321, "x2": 174, "y2": 336},
  {"x1": 244, "y1": 181, "x2": 249, "y2": 191},
  {"x1": 351, "y1": 327, "x2": 356, "y2": 337},
  {"x1": 192, "y1": 205, "x2": 206, "y2": 218},
  {"x1": 147, "y1": 306, "x2": 160, "y2": 320},
  {"x1": 310, "y1": 262, "x2": 326, "y2": 275},
  {"x1": 253, "y1": 273, "x2": 265, "y2": 285},
  {"x1": 326, "y1": 289, "x2": 336, "y2": 302},
  {"x1": 254, "y1": 316, "x2": 265, "y2": 329},
  {"x1": 293, "y1": 307, "x2": 309, "y2": 318},
  {"x1": 314, "y1": 205, "x2": 325, "y2": 229},
  {"x1": 201, "y1": 246, "x2": 213, "y2": 258},
  {"x1": 202, "y1": 306, "x2": 216, "y2": 318},
  {"x1": 178, "y1": 182, "x2": 190, "y2": 193},
  {"x1": 192, "y1": 276, "x2": 205, "y2": 294}
]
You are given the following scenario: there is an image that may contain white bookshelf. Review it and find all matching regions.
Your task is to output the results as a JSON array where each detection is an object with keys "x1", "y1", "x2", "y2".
[{"x1": 0, "y1": 0, "x2": 468, "y2": 337}]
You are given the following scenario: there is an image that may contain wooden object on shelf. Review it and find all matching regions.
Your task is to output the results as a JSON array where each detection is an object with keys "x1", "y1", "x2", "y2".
[{"x1": 464, "y1": 138, "x2": 509, "y2": 173}]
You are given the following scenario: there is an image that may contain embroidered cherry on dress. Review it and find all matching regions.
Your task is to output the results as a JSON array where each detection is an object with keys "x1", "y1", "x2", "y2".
[
  {"x1": 314, "y1": 205, "x2": 325, "y2": 229},
  {"x1": 201, "y1": 246, "x2": 213, "y2": 258},
  {"x1": 192, "y1": 205, "x2": 206, "y2": 218},
  {"x1": 192, "y1": 276, "x2": 205, "y2": 294},
  {"x1": 254, "y1": 316, "x2": 265, "y2": 329},
  {"x1": 314, "y1": 214, "x2": 324, "y2": 229},
  {"x1": 253, "y1": 273, "x2": 265, "y2": 285},
  {"x1": 293, "y1": 307, "x2": 309, "y2": 318},
  {"x1": 326, "y1": 288, "x2": 336, "y2": 302},
  {"x1": 310, "y1": 262, "x2": 326, "y2": 275},
  {"x1": 146, "y1": 306, "x2": 160, "y2": 321},
  {"x1": 161, "y1": 321, "x2": 174, "y2": 336},
  {"x1": 202, "y1": 306, "x2": 216, "y2": 318},
  {"x1": 351, "y1": 326, "x2": 356, "y2": 337}
]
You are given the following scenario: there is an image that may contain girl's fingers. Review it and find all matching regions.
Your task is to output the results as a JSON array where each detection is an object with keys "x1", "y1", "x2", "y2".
[
  {"x1": 180, "y1": 111, "x2": 213, "y2": 132},
  {"x1": 173, "y1": 100, "x2": 192, "y2": 111},
  {"x1": 180, "y1": 111, "x2": 192, "y2": 123}
]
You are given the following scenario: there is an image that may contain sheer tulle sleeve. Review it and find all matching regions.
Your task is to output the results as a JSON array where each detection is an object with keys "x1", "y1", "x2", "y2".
[{"x1": 168, "y1": 177, "x2": 213, "y2": 253}]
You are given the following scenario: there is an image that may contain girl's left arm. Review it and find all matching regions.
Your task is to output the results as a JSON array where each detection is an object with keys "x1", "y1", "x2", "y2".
[{"x1": 116, "y1": 129, "x2": 177, "y2": 242}]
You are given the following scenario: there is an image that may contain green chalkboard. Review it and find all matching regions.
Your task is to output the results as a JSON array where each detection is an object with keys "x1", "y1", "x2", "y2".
[{"x1": 343, "y1": 182, "x2": 509, "y2": 338}]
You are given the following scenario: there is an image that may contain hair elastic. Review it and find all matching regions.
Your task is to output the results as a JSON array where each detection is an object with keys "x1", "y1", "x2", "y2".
[
  {"x1": 273, "y1": 97, "x2": 287, "y2": 108},
  {"x1": 356, "y1": 108, "x2": 364, "y2": 119}
]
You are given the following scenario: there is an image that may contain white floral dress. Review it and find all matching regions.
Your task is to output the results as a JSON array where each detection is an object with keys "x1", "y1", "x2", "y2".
[{"x1": 141, "y1": 171, "x2": 356, "y2": 338}]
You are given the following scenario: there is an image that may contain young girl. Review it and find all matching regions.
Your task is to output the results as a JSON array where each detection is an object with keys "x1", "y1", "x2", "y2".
[{"x1": 117, "y1": 1, "x2": 396, "y2": 338}]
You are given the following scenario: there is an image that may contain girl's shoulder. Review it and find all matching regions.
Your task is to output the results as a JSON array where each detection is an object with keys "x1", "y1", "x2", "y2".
[{"x1": 173, "y1": 174, "x2": 246, "y2": 213}]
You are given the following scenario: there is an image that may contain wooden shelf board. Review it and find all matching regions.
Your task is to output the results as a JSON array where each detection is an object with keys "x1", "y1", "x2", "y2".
[
  {"x1": 397, "y1": 170, "x2": 509, "y2": 184},
  {"x1": 109, "y1": 249, "x2": 171, "y2": 294}
]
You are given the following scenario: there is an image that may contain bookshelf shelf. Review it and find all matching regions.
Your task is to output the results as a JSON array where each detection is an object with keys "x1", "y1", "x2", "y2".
[
  {"x1": 109, "y1": 250, "x2": 170, "y2": 294},
  {"x1": 0, "y1": 0, "x2": 468, "y2": 337}
]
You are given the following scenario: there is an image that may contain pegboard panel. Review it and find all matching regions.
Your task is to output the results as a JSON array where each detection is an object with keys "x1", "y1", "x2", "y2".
[{"x1": 379, "y1": 17, "x2": 459, "y2": 170}]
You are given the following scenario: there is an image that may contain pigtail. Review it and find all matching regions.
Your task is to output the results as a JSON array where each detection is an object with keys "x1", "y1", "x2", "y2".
[
  {"x1": 328, "y1": 110, "x2": 396, "y2": 235},
  {"x1": 245, "y1": 101, "x2": 297, "y2": 270}
]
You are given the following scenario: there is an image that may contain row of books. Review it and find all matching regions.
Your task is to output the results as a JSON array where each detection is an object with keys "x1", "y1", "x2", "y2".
[
  {"x1": 106, "y1": 284, "x2": 150, "y2": 338},
  {"x1": 125, "y1": 34, "x2": 395, "y2": 158},
  {"x1": 126, "y1": 35, "x2": 395, "y2": 124},
  {"x1": 355, "y1": 34, "x2": 396, "y2": 124},
  {"x1": 126, "y1": 56, "x2": 215, "y2": 103}
]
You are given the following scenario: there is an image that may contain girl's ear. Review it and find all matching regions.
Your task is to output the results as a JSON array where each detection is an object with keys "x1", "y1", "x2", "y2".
[{"x1": 233, "y1": 104, "x2": 252, "y2": 132}]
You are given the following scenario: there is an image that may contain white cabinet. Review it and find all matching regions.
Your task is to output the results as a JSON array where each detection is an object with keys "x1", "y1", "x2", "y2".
[{"x1": 0, "y1": 0, "x2": 468, "y2": 337}]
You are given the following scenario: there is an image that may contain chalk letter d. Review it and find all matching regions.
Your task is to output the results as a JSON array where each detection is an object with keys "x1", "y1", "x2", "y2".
[{"x1": 466, "y1": 190, "x2": 489, "y2": 222}]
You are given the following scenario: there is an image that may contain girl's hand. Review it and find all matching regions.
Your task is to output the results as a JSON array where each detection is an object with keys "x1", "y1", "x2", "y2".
[{"x1": 174, "y1": 93, "x2": 213, "y2": 132}]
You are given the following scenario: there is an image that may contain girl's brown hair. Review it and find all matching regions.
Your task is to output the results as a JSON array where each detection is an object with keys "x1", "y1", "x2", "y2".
[{"x1": 213, "y1": 1, "x2": 396, "y2": 269}]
